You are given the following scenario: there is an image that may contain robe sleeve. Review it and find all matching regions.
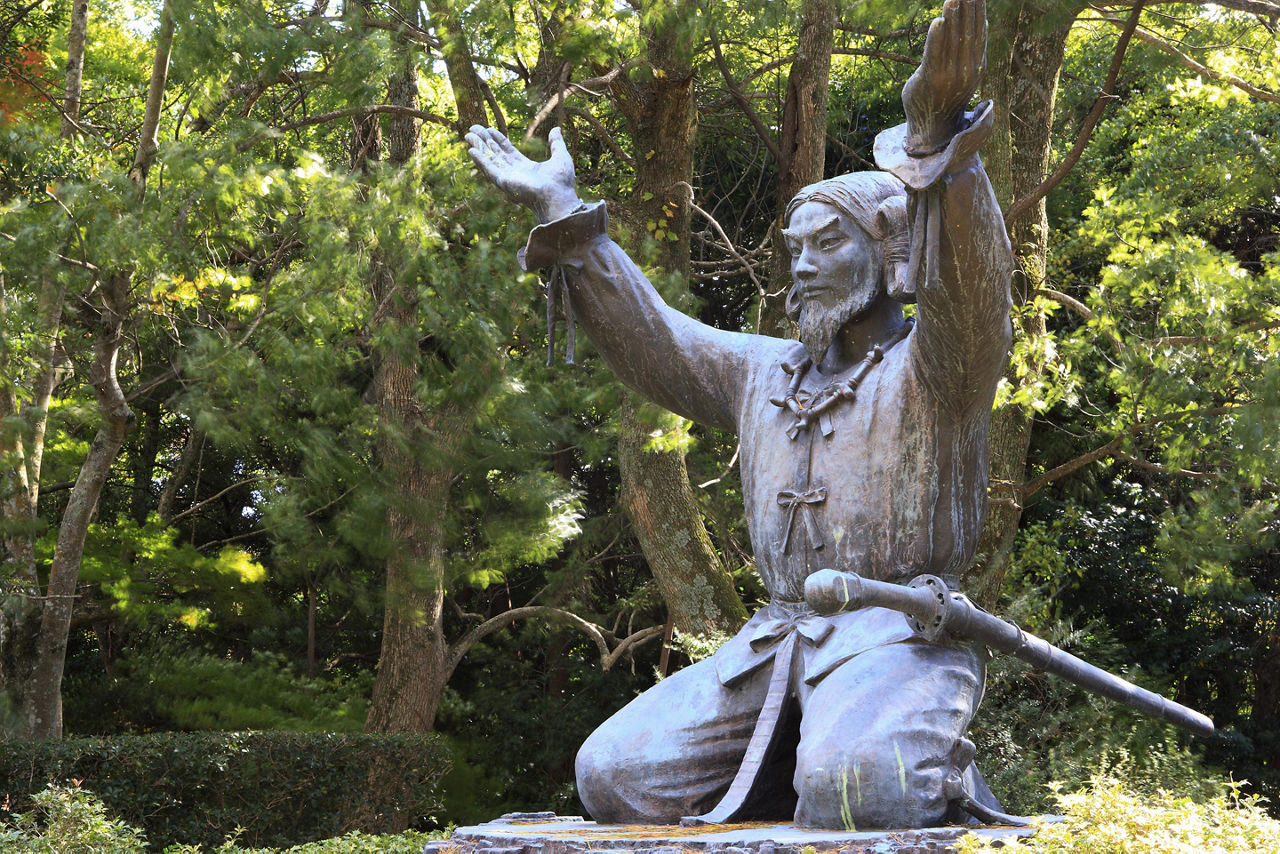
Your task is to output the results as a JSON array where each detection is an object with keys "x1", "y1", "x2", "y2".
[
  {"x1": 521, "y1": 201, "x2": 766, "y2": 433},
  {"x1": 874, "y1": 102, "x2": 1015, "y2": 416}
]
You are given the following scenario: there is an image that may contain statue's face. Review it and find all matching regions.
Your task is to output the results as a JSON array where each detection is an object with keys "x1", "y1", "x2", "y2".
[{"x1": 783, "y1": 201, "x2": 884, "y2": 362}]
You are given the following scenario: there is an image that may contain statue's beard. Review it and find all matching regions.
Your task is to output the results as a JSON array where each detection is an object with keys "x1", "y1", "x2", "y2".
[{"x1": 797, "y1": 289, "x2": 878, "y2": 364}]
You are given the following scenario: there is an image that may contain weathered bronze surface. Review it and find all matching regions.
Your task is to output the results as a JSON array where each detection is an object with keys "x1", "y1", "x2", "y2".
[
  {"x1": 804, "y1": 569, "x2": 1216, "y2": 737},
  {"x1": 468, "y1": 0, "x2": 1016, "y2": 831}
]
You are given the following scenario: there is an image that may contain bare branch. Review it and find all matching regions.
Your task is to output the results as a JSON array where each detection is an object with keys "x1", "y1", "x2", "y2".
[
  {"x1": 1113, "y1": 450, "x2": 1213, "y2": 479},
  {"x1": 448, "y1": 606, "x2": 660, "y2": 681},
  {"x1": 568, "y1": 106, "x2": 634, "y2": 165},
  {"x1": 1108, "y1": 0, "x2": 1280, "y2": 17},
  {"x1": 832, "y1": 46, "x2": 916, "y2": 65},
  {"x1": 1036, "y1": 287, "x2": 1123, "y2": 352},
  {"x1": 129, "y1": 0, "x2": 176, "y2": 195},
  {"x1": 676, "y1": 182, "x2": 763, "y2": 296},
  {"x1": 524, "y1": 63, "x2": 636, "y2": 142},
  {"x1": 1023, "y1": 437, "x2": 1124, "y2": 499},
  {"x1": 710, "y1": 23, "x2": 784, "y2": 164},
  {"x1": 1022, "y1": 404, "x2": 1244, "y2": 498},
  {"x1": 168, "y1": 476, "x2": 269, "y2": 523},
  {"x1": 1145, "y1": 318, "x2": 1280, "y2": 347},
  {"x1": 0, "y1": 231, "x2": 99, "y2": 273},
  {"x1": 1005, "y1": 3, "x2": 1144, "y2": 226},
  {"x1": 601, "y1": 624, "x2": 665, "y2": 670}
]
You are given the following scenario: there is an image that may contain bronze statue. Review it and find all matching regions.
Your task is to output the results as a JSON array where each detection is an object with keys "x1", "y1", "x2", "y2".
[{"x1": 469, "y1": 0, "x2": 1015, "y2": 830}]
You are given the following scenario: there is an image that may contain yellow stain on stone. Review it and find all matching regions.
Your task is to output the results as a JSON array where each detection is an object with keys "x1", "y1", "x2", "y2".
[{"x1": 523, "y1": 822, "x2": 780, "y2": 839}]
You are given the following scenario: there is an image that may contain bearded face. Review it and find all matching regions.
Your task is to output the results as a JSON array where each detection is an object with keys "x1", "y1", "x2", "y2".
[{"x1": 783, "y1": 202, "x2": 885, "y2": 364}]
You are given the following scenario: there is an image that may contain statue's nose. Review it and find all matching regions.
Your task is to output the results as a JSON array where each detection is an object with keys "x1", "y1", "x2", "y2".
[{"x1": 793, "y1": 252, "x2": 818, "y2": 281}]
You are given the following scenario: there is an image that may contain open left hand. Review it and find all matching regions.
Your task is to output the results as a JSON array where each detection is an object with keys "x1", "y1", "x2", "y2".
[{"x1": 902, "y1": 0, "x2": 986, "y2": 154}]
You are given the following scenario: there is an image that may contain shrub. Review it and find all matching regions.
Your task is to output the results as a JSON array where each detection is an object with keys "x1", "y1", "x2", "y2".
[
  {"x1": 0, "y1": 731, "x2": 450, "y2": 851},
  {"x1": 957, "y1": 777, "x2": 1280, "y2": 853},
  {"x1": 0, "y1": 783, "x2": 147, "y2": 853},
  {"x1": 2, "y1": 784, "x2": 439, "y2": 853}
]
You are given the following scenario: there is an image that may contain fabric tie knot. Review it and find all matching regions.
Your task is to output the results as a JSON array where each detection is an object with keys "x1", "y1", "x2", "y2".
[
  {"x1": 749, "y1": 604, "x2": 835, "y2": 652},
  {"x1": 777, "y1": 486, "x2": 827, "y2": 553}
]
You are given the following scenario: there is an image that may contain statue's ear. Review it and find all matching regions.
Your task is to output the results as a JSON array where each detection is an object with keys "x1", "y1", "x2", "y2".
[{"x1": 875, "y1": 195, "x2": 915, "y2": 304}]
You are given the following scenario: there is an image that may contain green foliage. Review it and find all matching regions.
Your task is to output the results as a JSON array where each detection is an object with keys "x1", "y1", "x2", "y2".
[
  {"x1": 64, "y1": 642, "x2": 370, "y2": 734},
  {"x1": 0, "y1": 732, "x2": 450, "y2": 850},
  {"x1": 0, "y1": 784, "x2": 437, "y2": 853},
  {"x1": 0, "y1": 784, "x2": 146, "y2": 853},
  {"x1": 958, "y1": 778, "x2": 1280, "y2": 854}
]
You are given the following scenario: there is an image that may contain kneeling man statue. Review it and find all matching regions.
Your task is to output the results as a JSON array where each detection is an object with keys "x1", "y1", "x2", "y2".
[{"x1": 469, "y1": 0, "x2": 1013, "y2": 830}]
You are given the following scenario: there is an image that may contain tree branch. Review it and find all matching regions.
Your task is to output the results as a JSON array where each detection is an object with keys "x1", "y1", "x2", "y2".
[
  {"x1": 1113, "y1": 449, "x2": 1213, "y2": 479},
  {"x1": 0, "y1": 231, "x2": 99, "y2": 273},
  {"x1": 128, "y1": 0, "x2": 175, "y2": 195},
  {"x1": 1109, "y1": 0, "x2": 1280, "y2": 17},
  {"x1": 236, "y1": 105, "x2": 459, "y2": 151},
  {"x1": 445, "y1": 605, "x2": 664, "y2": 681},
  {"x1": 524, "y1": 63, "x2": 635, "y2": 142},
  {"x1": 710, "y1": 23, "x2": 784, "y2": 164},
  {"x1": 1036, "y1": 286, "x2": 1124, "y2": 352},
  {"x1": 168, "y1": 476, "x2": 268, "y2": 523},
  {"x1": 832, "y1": 46, "x2": 916, "y2": 65},
  {"x1": 1022, "y1": 404, "x2": 1243, "y2": 498},
  {"x1": 1023, "y1": 437, "x2": 1124, "y2": 500},
  {"x1": 1101, "y1": 13, "x2": 1280, "y2": 104},
  {"x1": 567, "y1": 106, "x2": 634, "y2": 165},
  {"x1": 1005, "y1": 3, "x2": 1144, "y2": 226}
]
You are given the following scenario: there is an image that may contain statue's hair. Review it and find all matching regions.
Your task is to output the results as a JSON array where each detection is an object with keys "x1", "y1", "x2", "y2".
[
  {"x1": 784, "y1": 171, "x2": 907, "y2": 241},
  {"x1": 784, "y1": 171, "x2": 915, "y2": 308}
]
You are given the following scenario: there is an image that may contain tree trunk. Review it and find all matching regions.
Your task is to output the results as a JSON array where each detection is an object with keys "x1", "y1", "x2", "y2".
[
  {"x1": 128, "y1": 0, "x2": 175, "y2": 194},
  {"x1": 27, "y1": 271, "x2": 135, "y2": 739},
  {"x1": 618, "y1": 397, "x2": 747, "y2": 635},
  {"x1": 157, "y1": 424, "x2": 204, "y2": 521},
  {"x1": 1, "y1": 0, "x2": 171, "y2": 735},
  {"x1": 424, "y1": 0, "x2": 488, "y2": 131},
  {"x1": 610, "y1": 0, "x2": 748, "y2": 638},
  {"x1": 762, "y1": 0, "x2": 836, "y2": 338},
  {"x1": 1254, "y1": 623, "x2": 1280, "y2": 769},
  {"x1": 61, "y1": 0, "x2": 89, "y2": 138},
  {"x1": 362, "y1": 0, "x2": 459, "y2": 736},
  {"x1": 967, "y1": 2, "x2": 1083, "y2": 609}
]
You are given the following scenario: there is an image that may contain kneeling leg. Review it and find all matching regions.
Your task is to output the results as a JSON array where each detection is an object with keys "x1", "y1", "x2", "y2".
[
  {"x1": 792, "y1": 642, "x2": 983, "y2": 830},
  {"x1": 576, "y1": 657, "x2": 768, "y2": 824}
]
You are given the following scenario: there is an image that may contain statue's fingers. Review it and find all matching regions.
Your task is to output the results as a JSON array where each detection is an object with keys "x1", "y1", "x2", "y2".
[
  {"x1": 491, "y1": 128, "x2": 521, "y2": 157},
  {"x1": 548, "y1": 126, "x2": 571, "y2": 166},
  {"x1": 921, "y1": 12, "x2": 945, "y2": 67},
  {"x1": 976, "y1": 3, "x2": 988, "y2": 76}
]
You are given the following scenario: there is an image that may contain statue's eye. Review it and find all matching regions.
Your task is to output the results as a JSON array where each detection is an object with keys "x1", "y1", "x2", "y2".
[{"x1": 819, "y1": 236, "x2": 844, "y2": 250}]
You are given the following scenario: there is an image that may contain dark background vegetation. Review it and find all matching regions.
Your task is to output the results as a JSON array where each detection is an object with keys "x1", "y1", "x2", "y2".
[{"x1": 1, "y1": 0, "x2": 1277, "y2": 844}]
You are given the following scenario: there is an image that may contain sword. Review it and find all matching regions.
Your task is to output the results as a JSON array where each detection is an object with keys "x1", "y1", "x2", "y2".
[{"x1": 803, "y1": 569, "x2": 1215, "y2": 738}]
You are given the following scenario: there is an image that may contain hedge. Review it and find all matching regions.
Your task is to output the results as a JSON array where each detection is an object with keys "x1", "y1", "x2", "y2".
[{"x1": 0, "y1": 731, "x2": 450, "y2": 851}]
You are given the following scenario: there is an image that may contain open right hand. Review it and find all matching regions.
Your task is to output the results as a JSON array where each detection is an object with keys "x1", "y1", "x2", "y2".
[{"x1": 466, "y1": 125, "x2": 582, "y2": 223}]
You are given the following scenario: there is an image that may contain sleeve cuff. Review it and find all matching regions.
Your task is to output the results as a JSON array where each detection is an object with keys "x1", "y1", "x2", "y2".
[
  {"x1": 873, "y1": 100, "x2": 995, "y2": 191},
  {"x1": 517, "y1": 200, "x2": 610, "y2": 272}
]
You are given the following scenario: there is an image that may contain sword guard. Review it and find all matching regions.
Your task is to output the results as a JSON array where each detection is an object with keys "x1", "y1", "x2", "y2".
[{"x1": 905, "y1": 574, "x2": 951, "y2": 642}]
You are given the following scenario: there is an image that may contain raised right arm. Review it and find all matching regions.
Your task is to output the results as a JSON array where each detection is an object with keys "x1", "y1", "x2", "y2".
[{"x1": 467, "y1": 126, "x2": 764, "y2": 433}]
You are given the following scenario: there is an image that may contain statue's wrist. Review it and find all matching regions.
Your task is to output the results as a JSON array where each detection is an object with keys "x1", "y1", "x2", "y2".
[
  {"x1": 904, "y1": 113, "x2": 966, "y2": 158},
  {"x1": 536, "y1": 188, "x2": 584, "y2": 224}
]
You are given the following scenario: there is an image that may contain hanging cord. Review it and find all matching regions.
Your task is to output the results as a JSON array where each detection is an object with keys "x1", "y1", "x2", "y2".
[{"x1": 544, "y1": 265, "x2": 576, "y2": 366}]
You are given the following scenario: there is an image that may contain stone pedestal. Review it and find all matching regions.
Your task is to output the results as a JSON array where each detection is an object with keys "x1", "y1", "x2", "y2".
[{"x1": 424, "y1": 814, "x2": 1033, "y2": 854}]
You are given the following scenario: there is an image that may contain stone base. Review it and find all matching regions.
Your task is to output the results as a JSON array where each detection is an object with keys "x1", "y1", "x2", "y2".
[{"x1": 424, "y1": 813, "x2": 1034, "y2": 854}]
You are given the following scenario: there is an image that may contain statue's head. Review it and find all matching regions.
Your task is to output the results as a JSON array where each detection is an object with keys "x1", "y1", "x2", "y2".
[{"x1": 782, "y1": 172, "x2": 911, "y2": 362}]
